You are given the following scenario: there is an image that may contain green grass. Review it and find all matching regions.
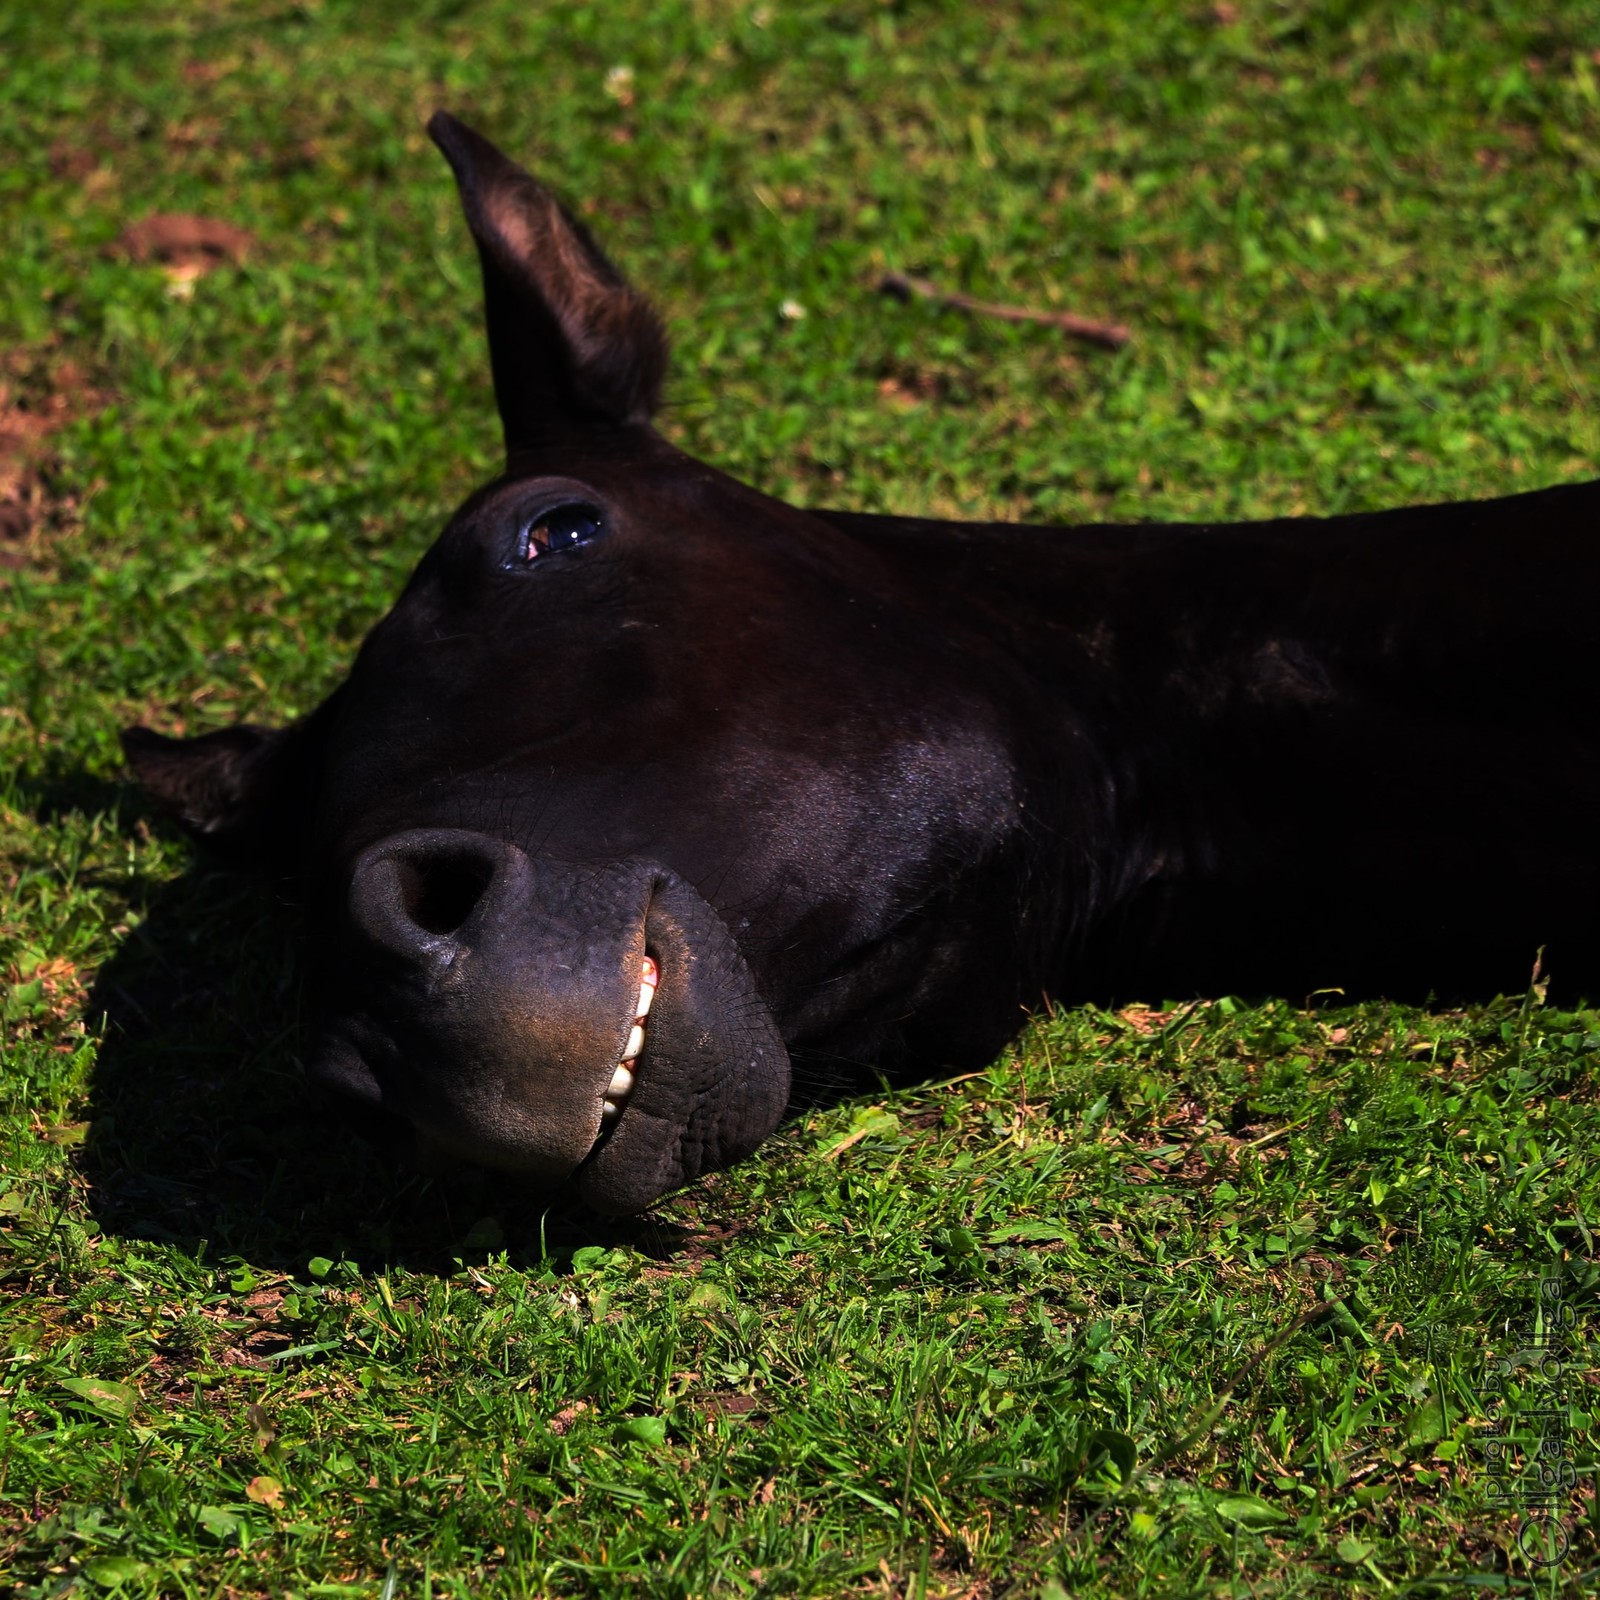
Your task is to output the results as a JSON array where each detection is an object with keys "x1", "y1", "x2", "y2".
[{"x1": 3, "y1": 0, "x2": 1600, "y2": 1594}]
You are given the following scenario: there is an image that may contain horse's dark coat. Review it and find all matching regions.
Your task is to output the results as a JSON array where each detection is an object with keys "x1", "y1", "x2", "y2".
[{"x1": 124, "y1": 114, "x2": 1600, "y2": 1213}]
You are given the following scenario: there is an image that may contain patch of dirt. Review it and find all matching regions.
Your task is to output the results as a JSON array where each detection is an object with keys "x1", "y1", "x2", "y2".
[
  {"x1": 239, "y1": 1327, "x2": 294, "y2": 1361},
  {"x1": 547, "y1": 1400, "x2": 591, "y2": 1435},
  {"x1": 695, "y1": 1391, "x2": 767, "y2": 1418},
  {"x1": 1294, "y1": 1252, "x2": 1349, "y2": 1285},
  {"x1": 47, "y1": 140, "x2": 101, "y2": 183},
  {"x1": 111, "y1": 213, "x2": 261, "y2": 295},
  {"x1": 163, "y1": 118, "x2": 224, "y2": 156},
  {"x1": 0, "y1": 387, "x2": 64, "y2": 557},
  {"x1": 0, "y1": 356, "x2": 110, "y2": 571},
  {"x1": 243, "y1": 1288, "x2": 286, "y2": 1320},
  {"x1": 875, "y1": 360, "x2": 964, "y2": 409}
]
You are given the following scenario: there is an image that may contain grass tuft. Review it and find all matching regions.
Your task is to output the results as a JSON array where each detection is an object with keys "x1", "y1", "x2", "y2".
[{"x1": 3, "y1": 1, "x2": 1600, "y2": 1594}]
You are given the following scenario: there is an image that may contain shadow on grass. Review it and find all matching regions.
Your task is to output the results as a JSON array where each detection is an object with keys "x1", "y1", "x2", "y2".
[{"x1": 78, "y1": 828, "x2": 702, "y2": 1275}]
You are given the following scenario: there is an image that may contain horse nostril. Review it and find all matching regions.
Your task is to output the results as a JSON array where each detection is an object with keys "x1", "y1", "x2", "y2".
[
  {"x1": 392, "y1": 851, "x2": 495, "y2": 936},
  {"x1": 349, "y1": 830, "x2": 524, "y2": 963}
]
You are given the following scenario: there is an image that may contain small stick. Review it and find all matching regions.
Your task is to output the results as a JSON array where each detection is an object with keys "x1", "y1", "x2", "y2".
[{"x1": 878, "y1": 270, "x2": 1131, "y2": 351}]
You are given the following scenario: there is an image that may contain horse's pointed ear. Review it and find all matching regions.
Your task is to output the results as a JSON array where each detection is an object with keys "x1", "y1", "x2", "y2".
[
  {"x1": 427, "y1": 111, "x2": 668, "y2": 451},
  {"x1": 121, "y1": 721, "x2": 315, "y2": 866},
  {"x1": 122, "y1": 722, "x2": 284, "y2": 852}
]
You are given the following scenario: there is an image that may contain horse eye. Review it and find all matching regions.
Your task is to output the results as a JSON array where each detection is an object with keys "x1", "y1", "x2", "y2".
[{"x1": 525, "y1": 502, "x2": 606, "y2": 558}]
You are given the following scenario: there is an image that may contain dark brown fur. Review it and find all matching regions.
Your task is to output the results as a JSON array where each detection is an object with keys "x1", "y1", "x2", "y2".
[{"x1": 124, "y1": 115, "x2": 1600, "y2": 1213}]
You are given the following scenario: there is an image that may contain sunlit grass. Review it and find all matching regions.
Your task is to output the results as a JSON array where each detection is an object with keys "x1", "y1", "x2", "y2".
[{"x1": 3, "y1": 1, "x2": 1599, "y2": 1594}]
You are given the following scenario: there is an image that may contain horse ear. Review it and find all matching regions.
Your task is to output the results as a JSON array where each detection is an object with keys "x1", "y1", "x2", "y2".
[
  {"x1": 121, "y1": 723, "x2": 307, "y2": 864},
  {"x1": 427, "y1": 111, "x2": 668, "y2": 451}
]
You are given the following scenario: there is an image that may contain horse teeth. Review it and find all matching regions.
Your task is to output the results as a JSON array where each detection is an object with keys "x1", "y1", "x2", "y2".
[{"x1": 601, "y1": 959, "x2": 655, "y2": 1123}]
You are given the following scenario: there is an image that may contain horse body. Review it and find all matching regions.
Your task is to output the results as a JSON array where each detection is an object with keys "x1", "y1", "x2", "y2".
[{"x1": 123, "y1": 115, "x2": 1600, "y2": 1213}]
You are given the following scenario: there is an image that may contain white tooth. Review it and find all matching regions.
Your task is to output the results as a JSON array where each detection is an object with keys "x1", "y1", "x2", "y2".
[
  {"x1": 602, "y1": 1099, "x2": 620, "y2": 1118},
  {"x1": 622, "y1": 1023, "x2": 645, "y2": 1061},
  {"x1": 636, "y1": 978, "x2": 656, "y2": 1019},
  {"x1": 608, "y1": 1063, "x2": 635, "y2": 1098}
]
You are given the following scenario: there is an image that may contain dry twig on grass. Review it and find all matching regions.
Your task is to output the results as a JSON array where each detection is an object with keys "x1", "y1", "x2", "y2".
[{"x1": 879, "y1": 270, "x2": 1131, "y2": 350}]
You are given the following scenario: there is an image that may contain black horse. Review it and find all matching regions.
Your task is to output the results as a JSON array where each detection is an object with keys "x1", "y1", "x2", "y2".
[{"x1": 124, "y1": 114, "x2": 1600, "y2": 1214}]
